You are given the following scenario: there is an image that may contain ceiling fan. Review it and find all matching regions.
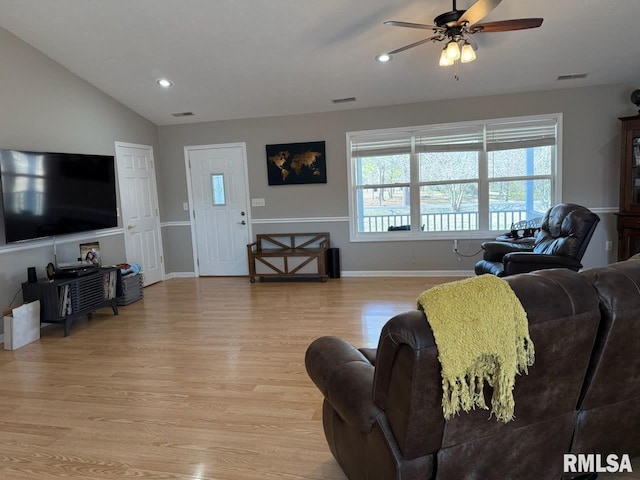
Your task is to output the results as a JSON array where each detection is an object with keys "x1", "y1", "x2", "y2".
[{"x1": 376, "y1": 0, "x2": 543, "y2": 67}]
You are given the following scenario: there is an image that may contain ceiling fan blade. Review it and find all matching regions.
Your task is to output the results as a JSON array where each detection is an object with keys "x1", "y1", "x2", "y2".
[
  {"x1": 457, "y1": 0, "x2": 502, "y2": 27},
  {"x1": 387, "y1": 35, "x2": 441, "y2": 55},
  {"x1": 384, "y1": 20, "x2": 441, "y2": 31},
  {"x1": 471, "y1": 18, "x2": 544, "y2": 33}
]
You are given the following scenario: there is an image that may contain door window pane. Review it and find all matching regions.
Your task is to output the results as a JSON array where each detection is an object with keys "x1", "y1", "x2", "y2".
[{"x1": 211, "y1": 174, "x2": 225, "y2": 205}]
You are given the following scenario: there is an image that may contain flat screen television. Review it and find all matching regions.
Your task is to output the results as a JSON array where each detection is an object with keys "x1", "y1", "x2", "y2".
[{"x1": 0, "y1": 149, "x2": 117, "y2": 243}]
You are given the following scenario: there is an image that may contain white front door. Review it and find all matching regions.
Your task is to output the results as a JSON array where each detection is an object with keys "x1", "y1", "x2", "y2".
[
  {"x1": 186, "y1": 143, "x2": 250, "y2": 276},
  {"x1": 115, "y1": 142, "x2": 164, "y2": 286}
]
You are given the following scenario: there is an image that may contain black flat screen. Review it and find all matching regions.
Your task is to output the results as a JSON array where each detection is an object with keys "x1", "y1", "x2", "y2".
[{"x1": 0, "y1": 149, "x2": 117, "y2": 243}]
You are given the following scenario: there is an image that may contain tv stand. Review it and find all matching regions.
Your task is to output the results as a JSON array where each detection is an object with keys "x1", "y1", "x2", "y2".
[
  {"x1": 22, "y1": 267, "x2": 118, "y2": 336},
  {"x1": 53, "y1": 264, "x2": 100, "y2": 279}
]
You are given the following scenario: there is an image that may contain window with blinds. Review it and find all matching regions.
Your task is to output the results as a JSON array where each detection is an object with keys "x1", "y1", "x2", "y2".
[{"x1": 346, "y1": 114, "x2": 561, "y2": 240}]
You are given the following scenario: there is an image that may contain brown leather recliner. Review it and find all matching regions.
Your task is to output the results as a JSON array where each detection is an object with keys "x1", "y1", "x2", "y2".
[
  {"x1": 306, "y1": 269, "x2": 602, "y2": 479},
  {"x1": 571, "y1": 261, "x2": 640, "y2": 461},
  {"x1": 475, "y1": 203, "x2": 600, "y2": 277}
]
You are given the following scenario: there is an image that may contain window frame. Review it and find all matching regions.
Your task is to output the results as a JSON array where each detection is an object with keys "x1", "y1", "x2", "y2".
[{"x1": 346, "y1": 113, "x2": 562, "y2": 242}]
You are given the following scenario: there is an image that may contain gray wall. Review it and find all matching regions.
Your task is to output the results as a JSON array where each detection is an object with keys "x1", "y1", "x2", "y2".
[
  {"x1": 0, "y1": 27, "x2": 159, "y2": 330},
  {"x1": 158, "y1": 83, "x2": 635, "y2": 274}
]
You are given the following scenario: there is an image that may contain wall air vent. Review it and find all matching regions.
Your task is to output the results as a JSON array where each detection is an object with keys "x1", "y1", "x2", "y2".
[
  {"x1": 557, "y1": 74, "x2": 588, "y2": 81},
  {"x1": 332, "y1": 97, "x2": 357, "y2": 104},
  {"x1": 171, "y1": 112, "x2": 195, "y2": 117}
]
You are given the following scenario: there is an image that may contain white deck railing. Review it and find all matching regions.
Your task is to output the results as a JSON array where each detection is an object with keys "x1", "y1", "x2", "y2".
[{"x1": 361, "y1": 209, "x2": 531, "y2": 233}]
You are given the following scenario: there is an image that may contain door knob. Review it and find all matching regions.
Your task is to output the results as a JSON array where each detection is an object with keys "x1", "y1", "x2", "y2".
[
  {"x1": 127, "y1": 224, "x2": 135, "y2": 230},
  {"x1": 237, "y1": 220, "x2": 246, "y2": 225}
]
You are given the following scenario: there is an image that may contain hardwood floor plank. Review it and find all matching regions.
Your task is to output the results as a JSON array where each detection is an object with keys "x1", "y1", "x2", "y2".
[{"x1": 1, "y1": 276, "x2": 635, "y2": 479}]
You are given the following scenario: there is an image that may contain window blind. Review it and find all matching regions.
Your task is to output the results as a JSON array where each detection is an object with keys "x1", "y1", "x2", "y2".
[
  {"x1": 351, "y1": 133, "x2": 411, "y2": 158},
  {"x1": 486, "y1": 118, "x2": 557, "y2": 151},
  {"x1": 416, "y1": 126, "x2": 484, "y2": 153}
]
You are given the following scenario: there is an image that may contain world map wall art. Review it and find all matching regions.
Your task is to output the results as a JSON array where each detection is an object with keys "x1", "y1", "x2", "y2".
[{"x1": 266, "y1": 141, "x2": 327, "y2": 186}]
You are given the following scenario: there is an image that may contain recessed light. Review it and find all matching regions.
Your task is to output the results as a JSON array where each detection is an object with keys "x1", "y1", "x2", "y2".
[
  {"x1": 376, "y1": 54, "x2": 392, "y2": 63},
  {"x1": 156, "y1": 78, "x2": 174, "y2": 88}
]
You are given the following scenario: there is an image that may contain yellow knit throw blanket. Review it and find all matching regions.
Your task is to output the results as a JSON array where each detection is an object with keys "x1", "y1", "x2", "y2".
[{"x1": 416, "y1": 275, "x2": 534, "y2": 423}]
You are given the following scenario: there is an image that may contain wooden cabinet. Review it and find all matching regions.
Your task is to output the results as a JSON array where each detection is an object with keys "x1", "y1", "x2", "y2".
[
  {"x1": 616, "y1": 115, "x2": 640, "y2": 260},
  {"x1": 22, "y1": 267, "x2": 118, "y2": 336}
]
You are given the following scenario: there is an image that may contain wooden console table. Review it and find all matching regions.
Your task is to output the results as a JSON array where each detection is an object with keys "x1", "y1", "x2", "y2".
[
  {"x1": 22, "y1": 267, "x2": 118, "y2": 336},
  {"x1": 247, "y1": 233, "x2": 330, "y2": 282}
]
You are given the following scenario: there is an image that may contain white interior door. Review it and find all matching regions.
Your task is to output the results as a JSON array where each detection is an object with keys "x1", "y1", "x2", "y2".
[
  {"x1": 115, "y1": 142, "x2": 164, "y2": 286},
  {"x1": 186, "y1": 144, "x2": 250, "y2": 276}
]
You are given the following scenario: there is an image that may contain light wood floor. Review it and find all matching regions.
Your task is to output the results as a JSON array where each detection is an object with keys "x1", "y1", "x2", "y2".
[{"x1": 0, "y1": 276, "x2": 637, "y2": 479}]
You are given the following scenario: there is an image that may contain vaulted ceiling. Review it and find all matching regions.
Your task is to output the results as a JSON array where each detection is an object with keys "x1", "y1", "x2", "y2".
[{"x1": 0, "y1": 0, "x2": 638, "y2": 125}]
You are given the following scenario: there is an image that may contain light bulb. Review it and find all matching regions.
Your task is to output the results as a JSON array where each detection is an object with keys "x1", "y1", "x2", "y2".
[
  {"x1": 156, "y1": 78, "x2": 173, "y2": 88},
  {"x1": 445, "y1": 41, "x2": 460, "y2": 61},
  {"x1": 439, "y1": 48, "x2": 454, "y2": 66},
  {"x1": 376, "y1": 54, "x2": 391, "y2": 63},
  {"x1": 460, "y1": 42, "x2": 476, "y2": 63}
]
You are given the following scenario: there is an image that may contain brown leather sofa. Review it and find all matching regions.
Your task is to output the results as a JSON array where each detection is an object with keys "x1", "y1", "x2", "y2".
[
  {"x1": 571, "y1": 261, "x2": 640, "y2": 461},
  {"x1": 305, "y1": 260, "x2": 640, "y2": 479}
]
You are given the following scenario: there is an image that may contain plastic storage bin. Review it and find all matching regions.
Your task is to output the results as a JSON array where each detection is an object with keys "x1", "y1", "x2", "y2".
[{"x1": 117, "y1": 273, "x2": 144, "y2": 305}]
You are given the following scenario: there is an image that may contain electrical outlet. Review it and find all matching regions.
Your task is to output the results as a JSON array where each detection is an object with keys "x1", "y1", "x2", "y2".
[
  {"x1": 182, "y1": 202, "x2": 189, "y2": 211},
  {"x1": 453, "y1": 239, "x2": 458, "y2": 252},
  {"x1": 605, "y1": 240, "x2": 613, "y2": 251}
]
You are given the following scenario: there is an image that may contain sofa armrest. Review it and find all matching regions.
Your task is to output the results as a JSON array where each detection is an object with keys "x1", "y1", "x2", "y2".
[
  {"x1": 481, "y1": 241, "x2": 534, "y2": 261},
  {"x1": 503, "y1": 252, "x2": 582, "y2": 275},
  {"x1": 372, "y1": 310, "x2": 445, "y2": 459},
  {"x1": 305, "y1": 336, "x2": 382, "y2": 432}
]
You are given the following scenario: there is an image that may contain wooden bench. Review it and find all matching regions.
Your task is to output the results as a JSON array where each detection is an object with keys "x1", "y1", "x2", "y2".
[{"x1": 247, "y1": 233, "x2": 330, "y2": 282}]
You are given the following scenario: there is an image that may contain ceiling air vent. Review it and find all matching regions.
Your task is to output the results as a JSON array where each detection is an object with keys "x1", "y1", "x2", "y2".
[
  {"x1": 171, "y1": 112, "x2": 195, "y2": 117},
  {"x1": 557, "y1": 74, "x2": 588, "y2": 81},
  {"x1": 332, "y1": 97, "x2": 356, "y2": 104}
]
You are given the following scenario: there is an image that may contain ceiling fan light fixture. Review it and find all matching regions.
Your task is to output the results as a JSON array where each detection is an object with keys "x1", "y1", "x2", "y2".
[
  {"x1": 376, "y1": 53, "x2": 392, "y2": 62},
  {"x1": 460, "y1": 42, "x2": 476, "y2": 63},
  {"x1": 445, "y1": 40, "x2": 461, "y2": 61},
  {"x1": 439, "y1": 48, "x2": 455, "y2": 66}
]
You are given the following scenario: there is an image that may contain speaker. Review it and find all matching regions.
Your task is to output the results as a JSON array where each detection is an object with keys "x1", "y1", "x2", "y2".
[
  {"x1": 326, "y1": 248, "x2": 340, "y2": 279},
  {"x1": 27, "y1": 267, "x2": 37, "y2": 283}
]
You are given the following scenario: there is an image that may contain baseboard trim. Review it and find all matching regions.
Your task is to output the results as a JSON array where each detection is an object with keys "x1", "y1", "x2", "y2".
[
  {"x1": 163, "y1": 270, "x2": 471, "y2": 279},
  {"x1": 341, "y1": 270, "x2": 474, "y2": 277},
  {"x1": 164, "y1": 272, "x2": 196, "y2": 280}
]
